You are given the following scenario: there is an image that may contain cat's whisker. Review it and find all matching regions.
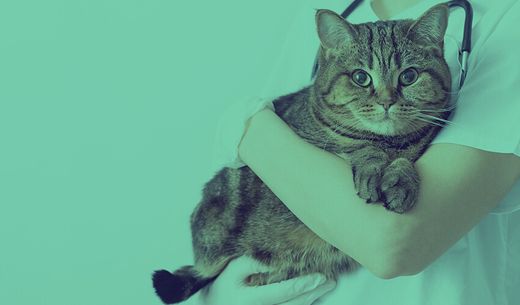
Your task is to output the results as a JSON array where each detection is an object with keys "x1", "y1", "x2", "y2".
[
  {"x1": 423, "y1": 109, "x2": 454, "y2": 113},
  {"x1": 414, "y1": 113, "x2": 447, "y2": 123},
  {"x1": 411, "y1": 104, "x2": 456, "y2": 114},
  {"x1": 323, "y1": 124, "x2": 342, "y2": 149},
  {"x1": 413, "y1": 107, "x2": 454, "y2": 116},
  {"x1": 402, "y1": 118, "x2": 429, "y2": 140},
  {"x1": 417, "y1": 113, "x2": 454, "y2": 125},
  {"x1": 429, "y1": 102, "x2": 458, "y2": 111},
  {"x1": 414, "y1": 116, "x2": 447, "y2": 128},
  {"x1": 416, "y1": 119, "x2": 446, "y2": 128}
]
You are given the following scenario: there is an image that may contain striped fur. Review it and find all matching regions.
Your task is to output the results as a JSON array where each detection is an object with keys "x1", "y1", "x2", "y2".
[{"x1": 153, "y1": 4, "x2": 452, "y2": 303}]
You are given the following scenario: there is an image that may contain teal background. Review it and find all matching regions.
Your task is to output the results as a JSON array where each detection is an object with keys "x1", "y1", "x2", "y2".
[{"x1": 0, "y1": 1, "x2": 299, "y2": 304}]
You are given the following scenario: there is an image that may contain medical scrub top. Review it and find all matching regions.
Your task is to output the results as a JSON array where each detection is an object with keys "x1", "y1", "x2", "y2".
[{"x1": 211, "y1": 0, "x2": 520, "y2": 304}]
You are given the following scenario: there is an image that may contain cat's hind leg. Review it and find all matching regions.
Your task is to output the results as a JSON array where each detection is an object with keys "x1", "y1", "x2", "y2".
[{"x1": 243, "y1": 267, "x2": 298, "y2": 286}]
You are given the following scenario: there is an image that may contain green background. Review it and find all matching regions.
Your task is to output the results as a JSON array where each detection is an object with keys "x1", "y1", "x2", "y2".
[{"x1": 0, "y1": 1, "x2": 301, "y2": 304}]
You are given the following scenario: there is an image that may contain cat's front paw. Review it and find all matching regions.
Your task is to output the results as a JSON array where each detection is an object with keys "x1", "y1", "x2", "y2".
[
  {"x1": 352, "y1": 159, "x2": 387, "y2": 204},
  {"x1": 380, "y1": 158, "x2": 420, "y2": 213}
]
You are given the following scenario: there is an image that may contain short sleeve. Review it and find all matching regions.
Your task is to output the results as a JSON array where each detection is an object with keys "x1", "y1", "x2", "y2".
[
  {"x1": 431, "y1": 1, "x2": 520, "y2": 214},
  {"x1": 210, "y1": 96, "x2": 275, "y2": 170},
  {"x1": 431, "y1": 1, "x2": 520, "y2": 155}
]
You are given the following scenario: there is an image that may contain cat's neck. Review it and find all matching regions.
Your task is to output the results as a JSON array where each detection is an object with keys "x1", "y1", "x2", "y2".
[{"x1": 370, "y1": 0, "x2": 423, "y2": 20}]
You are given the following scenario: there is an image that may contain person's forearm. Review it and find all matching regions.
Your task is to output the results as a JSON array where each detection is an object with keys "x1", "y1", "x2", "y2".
[
  {"x1": 237, "y1": 108, "x2": 519, "y2": 279},
  {"x1": 238, "y1": 109, "x2": 409, "y2": 278}
]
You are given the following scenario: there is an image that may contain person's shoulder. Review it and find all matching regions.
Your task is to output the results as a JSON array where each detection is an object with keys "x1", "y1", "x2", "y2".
[
  {"x1": 478, "y1": 0, "x2": 520, "y2": 42},
  {"x1": 430, "y1": 1, "x2": 520, "y2": 157},
  {"x1": 471, "y1": 0, "x2": 520, "y2": 66}
]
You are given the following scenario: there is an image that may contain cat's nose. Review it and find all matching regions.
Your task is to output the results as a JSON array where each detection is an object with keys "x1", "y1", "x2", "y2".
[
  {"x1": 376, "y1": 87, "x2": 396, "y2": 111},
  {"x1": 377, "y1": 100, "x2": 395, "y2": 111}
]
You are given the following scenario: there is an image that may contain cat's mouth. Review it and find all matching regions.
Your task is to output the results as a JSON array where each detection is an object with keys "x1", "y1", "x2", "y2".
[
  {"x1": 350, "y1": 105, "x2": 421, "y2": 135},
  {"x1": 358, "y1": 109, "x2": 413, "y2": 135},
  {"x1": 374, "y1": 110, "x2": 393, "y2": 122}
]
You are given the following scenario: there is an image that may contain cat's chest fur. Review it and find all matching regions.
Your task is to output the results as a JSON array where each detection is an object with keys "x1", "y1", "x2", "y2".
[{"x1": 272, "y1": 86, "x2": 436, "y2": 162}]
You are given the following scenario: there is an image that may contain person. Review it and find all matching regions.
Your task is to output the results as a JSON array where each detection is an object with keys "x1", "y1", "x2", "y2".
[{"x1": 187, "y1": 0, "x2": 520, "y2": 304}]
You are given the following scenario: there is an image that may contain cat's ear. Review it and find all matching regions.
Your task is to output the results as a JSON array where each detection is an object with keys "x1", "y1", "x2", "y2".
[
  {"x1": 407, "y1": 4, "x2": 449, "y2": 46},
  {"x1": 315, "y1": 9, "x2": 357, "y2": 50}
]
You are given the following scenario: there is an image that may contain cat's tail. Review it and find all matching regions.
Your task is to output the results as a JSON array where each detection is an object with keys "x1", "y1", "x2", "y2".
[{"x1": 152, "y1": 266, "x2": 214, "y2": 304}]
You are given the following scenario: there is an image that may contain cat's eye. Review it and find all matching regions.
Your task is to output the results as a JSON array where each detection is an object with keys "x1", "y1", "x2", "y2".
[
  {"x1": 351, "y1": 70, "x2": 372, "y2": 87},
  {"x1": 399, "y1": 68, "x2": 419, "y2": 86}
]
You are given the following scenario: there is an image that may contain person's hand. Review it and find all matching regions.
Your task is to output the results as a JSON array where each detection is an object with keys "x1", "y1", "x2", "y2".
[{"x1": 198, "y1": 256, "x2": 336, "y2": 305}]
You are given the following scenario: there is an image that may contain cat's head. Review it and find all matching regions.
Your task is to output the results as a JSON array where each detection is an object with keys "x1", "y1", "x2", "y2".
[{"x1": 313, "y1": 4, "x2": 451, "y2": 136}]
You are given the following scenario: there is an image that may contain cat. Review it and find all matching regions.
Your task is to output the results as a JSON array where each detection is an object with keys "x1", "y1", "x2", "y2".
[{"x1": 153, "y1": 4, "x2": 453, "y2": 304}]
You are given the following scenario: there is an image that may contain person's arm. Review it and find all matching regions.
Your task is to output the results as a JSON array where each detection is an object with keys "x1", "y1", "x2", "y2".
[{"x1": 238, "y1": 108, "x2": 520, "y2": 279}]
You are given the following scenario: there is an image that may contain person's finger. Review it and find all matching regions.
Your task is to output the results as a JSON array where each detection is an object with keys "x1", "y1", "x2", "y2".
[
  {"x1": 247, "y1": 273, "x2": 327, "y2": 304},
  {"x1": 279, "y1": 280, "x2": 337, "y2": 305}
]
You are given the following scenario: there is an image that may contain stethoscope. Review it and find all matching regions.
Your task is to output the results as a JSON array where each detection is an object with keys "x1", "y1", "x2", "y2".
[{"x1": 311, "y1": 0, "x2": 473, "y2": 90}]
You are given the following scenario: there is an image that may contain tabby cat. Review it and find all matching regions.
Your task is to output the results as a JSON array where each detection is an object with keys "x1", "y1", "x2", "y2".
[{"x1": 153, "y1": 4, "x2": 453, "y2": 304}]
